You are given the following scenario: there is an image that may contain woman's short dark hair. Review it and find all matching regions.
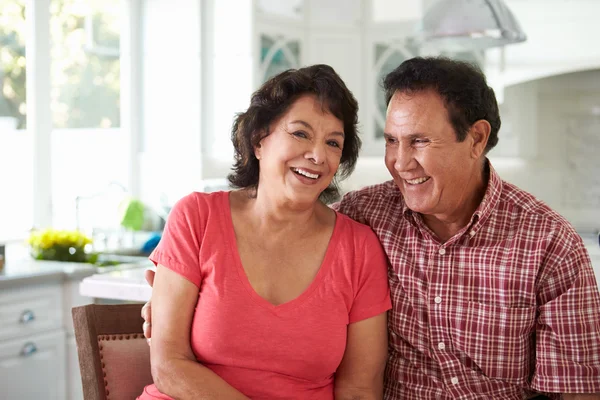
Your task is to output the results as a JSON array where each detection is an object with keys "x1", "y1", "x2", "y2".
[
  {"x1": 228, "y1": 64, "x2": 360, "y2": 203},
  {"x1": 383, "y1": 57, "x2": 501, "y2": 153}
]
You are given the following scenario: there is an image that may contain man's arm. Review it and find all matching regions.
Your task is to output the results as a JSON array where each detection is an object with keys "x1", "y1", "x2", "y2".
[
  {"x1": 533, "y1": 230, "x2": 600, "y2": 396},
  {"x1": 334, "y1": 313, "x2": 388, "y2": 400},
  {"x1": 149, "y1": 265, "x2": 249, "y2": 399}
]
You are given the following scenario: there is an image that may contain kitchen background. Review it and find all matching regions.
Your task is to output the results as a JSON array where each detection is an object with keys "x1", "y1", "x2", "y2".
[{"x1": 0, "y1": 0, "x2": 599, "y2": 399}]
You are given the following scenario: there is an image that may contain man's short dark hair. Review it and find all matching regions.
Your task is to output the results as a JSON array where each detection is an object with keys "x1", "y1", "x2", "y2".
[
  {"x1": 383, "y1": 56, "x2": 501, "y2": 153},
  {"x1": 228, "y1": 64, "x2": 360, "y2": 203}
]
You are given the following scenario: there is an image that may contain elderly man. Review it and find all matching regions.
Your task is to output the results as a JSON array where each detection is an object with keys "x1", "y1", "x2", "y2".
[{"x1": 142, "y1": 57, "x2": 600, "y2": 399}]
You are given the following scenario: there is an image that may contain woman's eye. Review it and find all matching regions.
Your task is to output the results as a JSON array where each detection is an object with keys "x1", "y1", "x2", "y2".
[
  {"x1": 293, "y1": 131, "x2": 307, "y2": 138},
  {"x1": 327, "y1": 140, "x2": 341, "y2": 148}
]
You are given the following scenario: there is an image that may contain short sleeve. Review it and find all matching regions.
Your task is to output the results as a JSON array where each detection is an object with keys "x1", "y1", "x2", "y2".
[
  {"x1": 348, "y1": 229, "x2": 392, "y2": 324},
  {"x1": 149, "y1": 193, "x2": 204, "y2": 288},
  {"x1": 533, "y1": 239, "x2": 600, "y2": 393}
]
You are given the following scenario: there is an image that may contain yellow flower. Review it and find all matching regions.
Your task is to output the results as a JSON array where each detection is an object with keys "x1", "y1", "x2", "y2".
[{"x1": 28, "y1": 228, "x2": 93, "y2": 250}]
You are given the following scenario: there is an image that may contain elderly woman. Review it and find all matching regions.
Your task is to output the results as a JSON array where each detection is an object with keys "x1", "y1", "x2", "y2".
[{"x1": 138, "y1": 65, "x2": 391, "y2": 400}]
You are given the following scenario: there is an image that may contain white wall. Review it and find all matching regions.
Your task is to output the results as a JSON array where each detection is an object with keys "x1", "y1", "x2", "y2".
[{"x1": 495, "y1": 70, "x2": 600, "y2": 233}]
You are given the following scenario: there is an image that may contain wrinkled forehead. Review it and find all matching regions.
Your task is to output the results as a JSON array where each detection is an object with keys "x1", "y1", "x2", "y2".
[{"x1": 386, "y1": 90, "x2": 450, "y2": 127}]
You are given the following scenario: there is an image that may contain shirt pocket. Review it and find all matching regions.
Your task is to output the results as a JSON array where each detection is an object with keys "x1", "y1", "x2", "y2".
[{"x1": 452, "y1": 301, "x2": 536, "y2": 385}]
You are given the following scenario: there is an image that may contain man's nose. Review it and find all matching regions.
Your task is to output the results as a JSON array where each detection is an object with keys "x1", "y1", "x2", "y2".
[{"x1": 394, "y1": 144, "x2": 415, "y2": 172}]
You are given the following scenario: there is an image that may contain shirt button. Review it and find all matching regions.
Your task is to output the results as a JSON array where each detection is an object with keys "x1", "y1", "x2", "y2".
[
  {"x1": 434, "y1": 296, "x2": 442, "y2": 304},
  {"x1": 438, "y1": 248, "x2": 446, "y2": 255},
  {"x1": 469, "y1": 230, "x2": 476, "y2": 237},
  {"x1": 451, "y1": 377, "x2": 459, "y2": 385},
  {"x1": 438, "y1": 342, "x2": 446, "y2": 350}
]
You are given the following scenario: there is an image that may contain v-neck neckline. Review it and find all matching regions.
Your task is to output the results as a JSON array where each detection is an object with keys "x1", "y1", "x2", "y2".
[{"x1": 221, "y1": 191, "x2": 340, "y2": 313}]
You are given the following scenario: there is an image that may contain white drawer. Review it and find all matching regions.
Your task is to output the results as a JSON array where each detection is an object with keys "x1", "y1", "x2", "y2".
[
  {"x1": 0, "y1": 329, "x2": 66, "y2": 400},
  {"x1": 0, "y1": 284, "x2": 63, "y2": 341}
]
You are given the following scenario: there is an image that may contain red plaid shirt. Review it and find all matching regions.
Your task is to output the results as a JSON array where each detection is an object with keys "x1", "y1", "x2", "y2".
[{"x1": 335, "y1": 161, "x2": 600, "y2": 399}]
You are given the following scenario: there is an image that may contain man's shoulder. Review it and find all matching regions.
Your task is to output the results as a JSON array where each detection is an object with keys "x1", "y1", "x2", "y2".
[
  {"x1": 499, "y1": 180, "x2": 579, "y2": 239},
  {"x1": 334, "y1": 180, "x2": 400, "y2": 221},
  {"x1": 339, "y1": 180, "x2": 399, "y2": 207}
]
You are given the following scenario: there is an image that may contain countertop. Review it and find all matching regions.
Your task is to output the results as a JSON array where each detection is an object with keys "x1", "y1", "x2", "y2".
[
  {"x1": 0, "y1": 257, "x2": 153, "y2": 290},
  {"x1": 79, "y1": 266, "x2": 153, "y2": 302}
]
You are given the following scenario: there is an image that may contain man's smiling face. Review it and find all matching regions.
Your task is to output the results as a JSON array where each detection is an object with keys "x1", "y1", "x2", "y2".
[{"x1": 383, "y1": 89, "x2": 483, "y2": 222}]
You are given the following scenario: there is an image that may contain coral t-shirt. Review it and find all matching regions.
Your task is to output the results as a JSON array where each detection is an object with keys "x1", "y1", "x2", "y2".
[{"x1": 139, "y1": 191, "x2": 391, "y2": 400}]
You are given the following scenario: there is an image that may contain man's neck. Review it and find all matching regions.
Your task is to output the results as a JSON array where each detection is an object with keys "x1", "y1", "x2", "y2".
[{"x1": 422, "y1": 162, "x2": 489, "y2": 243}]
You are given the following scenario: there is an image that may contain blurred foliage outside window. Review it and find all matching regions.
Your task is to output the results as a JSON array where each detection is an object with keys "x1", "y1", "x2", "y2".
[
  {"x1": 0, "y1": 0, "x2": 26, "y2": 129},
  {"x1": 0, "y1": 0, "x2": 121, "y2": 130}
]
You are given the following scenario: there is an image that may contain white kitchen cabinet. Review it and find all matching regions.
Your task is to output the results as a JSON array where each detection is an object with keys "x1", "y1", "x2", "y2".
[
  {"x1": 67, "y1": 335, "x2": 83, "y2": 400},
  {"x1": 63, "y1": 279, "x2": 93, "y2": 400},
  {"x1": 0, "y1": 279, "x2": 93, "y2": 400},
  {"x1": 0, "y1": 283, "x2": 63, "y2": 341},
  {"x1": 0, "y1": 329, "x2": 66, "y2": 400}
]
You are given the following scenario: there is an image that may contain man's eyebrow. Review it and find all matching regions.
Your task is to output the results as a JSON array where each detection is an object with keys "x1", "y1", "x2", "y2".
[
  {"x1": 383, "y1": 132, "x2": 428, "y2": 140},
  {"x1": 289, "y1": 120, "x2": 345, "y2": 138}
]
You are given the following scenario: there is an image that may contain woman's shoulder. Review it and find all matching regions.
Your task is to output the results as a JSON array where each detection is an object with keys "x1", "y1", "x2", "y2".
[
  {"x1": 333, "y1": 211, "x2": 380, "y2": 247},
  {"x1": 170, "y1": 191, "x2": 228, "y2": 215}
]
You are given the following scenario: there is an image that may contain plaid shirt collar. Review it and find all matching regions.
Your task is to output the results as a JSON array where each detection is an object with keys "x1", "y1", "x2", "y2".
[{"x1": 400, "y1": 159, "x2": 503, "y2": 242}]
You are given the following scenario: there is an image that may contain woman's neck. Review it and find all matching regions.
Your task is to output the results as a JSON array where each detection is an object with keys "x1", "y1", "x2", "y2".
[{"x1": 238, "y1": 188, "x2": 327, "y2": 238}]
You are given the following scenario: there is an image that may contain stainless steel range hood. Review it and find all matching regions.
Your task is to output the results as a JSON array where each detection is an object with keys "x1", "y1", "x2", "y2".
[{"x1": 415, "y1": 0, "x2": 527, "y2": 52}]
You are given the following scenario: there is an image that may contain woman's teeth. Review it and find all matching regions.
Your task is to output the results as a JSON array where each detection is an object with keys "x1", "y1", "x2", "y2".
[
  {"x1": 406, "y1": 177, "x2": 430, "y2": 185},
  {"x1": 293, "y1": 168, "x2": 319, "y2": 179}
]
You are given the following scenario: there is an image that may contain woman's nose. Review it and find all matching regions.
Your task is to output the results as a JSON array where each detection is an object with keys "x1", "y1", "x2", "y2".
[{"x1": 306, "y1": 143, "x2": 326, "y2": 164}]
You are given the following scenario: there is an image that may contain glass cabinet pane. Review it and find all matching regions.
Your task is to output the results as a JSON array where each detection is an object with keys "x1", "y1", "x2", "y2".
[
  {"x1": 373, "y1": 42, "x2": 417, "y2": 138},
  {"x1": 260, "y1": 34, "x2": 300, "y2": 83}
]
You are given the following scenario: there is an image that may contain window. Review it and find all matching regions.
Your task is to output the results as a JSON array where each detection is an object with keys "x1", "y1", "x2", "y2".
[
  {"x1": 0, "y1": 0, "x2": 26, "y2": 129},
  {"x1": 0, "y1": 0, "x2": 31, "y2": 239},
  {"x1": 50, "y1": 0, "x2": 126, "y2": 231},
  {"x1": 0, "y1": 0, "x2": 131, "y2": 239},
  {"x1": 50, "y1": 0, "x2": 120, "y2": 129}
]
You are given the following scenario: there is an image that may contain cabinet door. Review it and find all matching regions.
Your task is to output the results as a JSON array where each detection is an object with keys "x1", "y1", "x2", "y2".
[
  {"x1": 0, "y1": 330, "x2": 66, "y2": 400},
  {"x1": 67, "y1": 334, "x2": 84, "y2": 400}
]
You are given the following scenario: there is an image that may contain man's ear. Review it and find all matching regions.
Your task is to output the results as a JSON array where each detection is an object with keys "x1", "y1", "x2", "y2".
[{"x1": 469, "y1": 119, "x2": 491, "y2": 159}]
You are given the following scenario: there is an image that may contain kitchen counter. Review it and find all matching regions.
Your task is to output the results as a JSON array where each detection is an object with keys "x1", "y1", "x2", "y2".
[
  {"x1": 79, "y1": 266, "x2": 153, "y2": 302},
  {"x1": 0, "y1": 257, "x2": 153, "y2": 290}
]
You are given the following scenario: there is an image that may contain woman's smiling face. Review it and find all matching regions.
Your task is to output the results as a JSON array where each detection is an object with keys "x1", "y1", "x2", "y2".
[{"x1": 255, "y1": 94, "x2": 345, "y2": 205}]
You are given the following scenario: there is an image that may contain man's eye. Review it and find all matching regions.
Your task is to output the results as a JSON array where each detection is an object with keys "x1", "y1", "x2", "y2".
[
  {"x1": 385, "y1": 137, "x2": 397, "y2": 145},
  {"x1": 412, "y1": 139, "x2": 429, "y2": 146}
]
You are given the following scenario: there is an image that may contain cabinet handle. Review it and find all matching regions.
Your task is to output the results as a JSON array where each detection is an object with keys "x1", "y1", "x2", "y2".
[
  {"x1": 19, "y1": 309, "x2": 35, "y2": 324},
  {"x1": 20, "y1": 342, "x2": 38, "y2": 357}
]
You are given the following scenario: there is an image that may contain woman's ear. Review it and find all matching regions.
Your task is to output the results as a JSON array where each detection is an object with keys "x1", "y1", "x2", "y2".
[{"x1": 254, "y1": 142, "x2": 262, "y2": 160}]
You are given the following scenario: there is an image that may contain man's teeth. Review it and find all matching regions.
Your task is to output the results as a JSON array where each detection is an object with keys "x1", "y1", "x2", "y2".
[
  {"x1": 293, "y1": 168, "x2": 319, "y2": 179},
  {"x1": 406, "y1": 177, "x2": 430, "y2": 185}
]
